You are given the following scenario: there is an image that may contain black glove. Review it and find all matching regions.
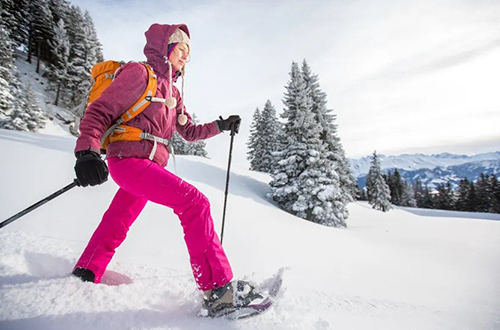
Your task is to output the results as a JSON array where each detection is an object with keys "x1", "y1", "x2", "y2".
[
  {"x1": 74, "y1": 151, "x2": 109, "y2": 187},
  {"x1": 217, "y1": 115, "x2": 241, "y2": 134}
]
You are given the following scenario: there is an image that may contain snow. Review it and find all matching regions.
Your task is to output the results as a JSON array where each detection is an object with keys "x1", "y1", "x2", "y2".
[{"x1": 1, "y1": 129, "x2": 500, "y2": 330}]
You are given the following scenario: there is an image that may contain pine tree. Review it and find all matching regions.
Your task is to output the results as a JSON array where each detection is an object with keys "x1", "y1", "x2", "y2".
[
  {"x1": 400, "y1": 181, "x2": 417, "y2": 207},
  {"x1": 490, "y1": 174, "x2": 500, "y2": 213},
  {"x1": 257, "y1": 100, "x2": 282, "y2": 173},
  {"x1": 83, "y1": 10, "x2": 103, "y2": 63},
  {"x1": 28, "y1": 0, "x2": 56, "y2": 73},
  {"x1": 420, "y1": 184, "x2": 435, "y2": 209},
  {"x1": 454, "y1": 178, "x2": 469, "y2": 211},
  {"x1": 356, "y1": 185, "x2": 367, "y2": 201},
  {"x1": 247, "y1": 107, "x2": 262, "y2": 171},
  {"x1": 413, "y1": 179, "x2": 425, "y2": 207},
  {"x1": 0, "y1": 0, "x2": 16, "y2": 41},
  {"x1": 466, "y1": 181, "x2": 478, "y2": 212},
  {"x1": 1, "y1": 0, "x2": 29, "y2": 50},
  {"x1": 66, "y1": 5, "x2": 91, "y2": 107},
  {"x1": 367, "y1": 151, "x2": 392, "y2": 212},
  {"x1": 435, "y1": 182, "x2": 454, "y2": 210},
  {"x1": 270, "y1": 61, "x2": 319, "y2": 212},
  {"x1": 45, "y1": 18, "x2": 70, "y2": 106},
  {"x1": 47, "y1": 0, "x2": 70, "y2": 29},
  {"x1": 170, "y1": 130, "x2": 188, "y2": 155},
  {"x1": 270, "y1": 62, "x2": 347, "y2": 226},
  {"x1": 0, "y1": 21, "x2": 15, "y2": 115},
  {"x1": 475, "y1": 173, "x2": 492, "y2": 213},
  {"x1": 302, "y1": 60, "x2": 356, "y2": 204},
  {"x1": 387, "y1": 168, "x2": 405, "y2": 206},
  {"x1": 1, "y1": 81, "x2": 46, "y2": 132}
]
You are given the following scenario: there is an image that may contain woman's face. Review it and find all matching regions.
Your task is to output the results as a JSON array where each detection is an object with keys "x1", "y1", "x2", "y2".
[{"x1": 168, "y1": 42, "x2": 190, "y2": 72}]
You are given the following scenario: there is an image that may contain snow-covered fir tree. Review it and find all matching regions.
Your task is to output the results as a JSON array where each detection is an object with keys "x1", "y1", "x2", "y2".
[
  {"x1": 455, "y1": 178, "x2": 470, "y2": 211},
  {"x1": 490, "y1": 175, "x2": 500, "y2": 213},
  {"x1": 0, "y1": 0, "x2": 17, "y2": 43},
  {"x1": 247, "y1": 107, "x2": 262, "y2": 171},
  {"x1": 83, "y1": 10, "x2": 104, "y2": 63},
  {"x1": 475, "y1": 173, "x2": 493, "y2": 213},
  {"x1": 247, "y1": 100, "x2": 282, "y2": 173},
  {"x1": 302, "y1": 60, "x2": 356, "y2": 205},
  {"x1": 45, "y1": 18, "x2": 70, "y2": 106},
  {"x1": 400, "y1": 181, "x2": 417, "y2": 207},
  {"x1": 367, "y1": 151, "x2": 392, "y2": 212},
  {"x1": 435, "y1": 182, "x2": 454, "y2": 210},
  {"x1": 270, "y1": 62, "x2": 347, "y2": 226},
  {"x1": 0, "y1": 82, "x2": 46, "y2": 132},
  {"x1": 47, "y1": 0, "x2": 70, "y2": 25},
  {"x1": 0, "y1": 21, "x2": 15, "y2": 115},
  {"x1": 258, "y1": 100, "x2": 282, "y2": 173},
  {"x1": 1, "y1": 0, "x2": 30, "y2": 51},
  {"x1": 28, "y1": 0, "x2": 56, "y2": 73},
  {"x1": 66, "y1": 5, "x2": 93, "y2": 107},
  {"x1": 386, "y1": 169, "x2": 404, "y2": 206},
  {"x1": 1, "y1": 0, "x2": 103, "y2": 130}
]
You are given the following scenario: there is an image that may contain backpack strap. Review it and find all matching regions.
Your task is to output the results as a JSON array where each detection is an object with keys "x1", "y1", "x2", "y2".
[
  {"x1": 119, "y1": 63, "x2": 157, "y2": 123},
  {"x1": 100, "y1": 62, "x2": 157, "y2": 149}
]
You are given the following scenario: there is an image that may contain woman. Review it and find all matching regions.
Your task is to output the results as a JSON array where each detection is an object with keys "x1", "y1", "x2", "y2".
[{"x1": 73, "y1": 23, "x2": 257, "y2": 316}]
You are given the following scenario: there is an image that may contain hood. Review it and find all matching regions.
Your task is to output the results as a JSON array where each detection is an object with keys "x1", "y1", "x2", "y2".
[{"x1": 143, "y1": 23, "x2": 190, "y2": 77}]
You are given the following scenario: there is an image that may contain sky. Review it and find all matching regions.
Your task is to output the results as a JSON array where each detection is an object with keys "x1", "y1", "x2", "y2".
[{"x1": 71, "y1": 0, "x2": 500, "y2": 167}]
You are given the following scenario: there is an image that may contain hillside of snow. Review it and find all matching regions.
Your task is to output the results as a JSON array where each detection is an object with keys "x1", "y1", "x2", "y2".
[
  {"x1": 1, "y1": 129, "x2": 499, "y2": 330},
  {"x1": 13, "y1": 53, "x2": 78, "y2": 139}
]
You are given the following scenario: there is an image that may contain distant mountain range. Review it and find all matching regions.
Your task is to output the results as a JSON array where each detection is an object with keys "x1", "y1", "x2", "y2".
[{"x1": 350, "y1": 152, "x2": 500, "y2": 190}]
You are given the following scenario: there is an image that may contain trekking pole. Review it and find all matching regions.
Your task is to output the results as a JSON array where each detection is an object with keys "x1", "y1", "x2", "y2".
[
  {"x1": 220, "y1": 121, "x2": 239, "y2": 246},
  {"x1": 0, "y1": 179, "x2": 79, "y2": 229}
]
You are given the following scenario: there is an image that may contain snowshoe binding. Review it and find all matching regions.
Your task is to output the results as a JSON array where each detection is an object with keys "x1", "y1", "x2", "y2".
[{"x1": 201, "y1": 280, "x2": 266, "y2": 318}]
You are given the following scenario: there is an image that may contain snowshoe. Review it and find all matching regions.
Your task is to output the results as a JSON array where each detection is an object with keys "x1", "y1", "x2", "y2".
[
  {"x1": 200, "y1": 268, "x2": 285, "y2": 319},
  {"x1": 201, "y1": 280, "x2": 265, "y2": 318}
]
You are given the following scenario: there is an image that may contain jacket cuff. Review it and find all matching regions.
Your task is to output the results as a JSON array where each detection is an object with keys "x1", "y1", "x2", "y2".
[
  {"x1": 75, "y1": 138, "x2": 101, "y2": 155},
  {"x1": 213, "y1": 120, "x2": 222, "y2": 133}
]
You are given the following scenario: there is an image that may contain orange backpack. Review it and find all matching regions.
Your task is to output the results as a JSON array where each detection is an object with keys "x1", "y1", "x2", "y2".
[{"x1": 84, "y1": 60, "x2": 158, "y2": 150}]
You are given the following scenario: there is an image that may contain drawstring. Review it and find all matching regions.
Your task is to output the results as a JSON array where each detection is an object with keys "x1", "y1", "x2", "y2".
[
  {"x1": 178, "y1": 72, "x2": 187, "y2": 125},
  {"x1": 164, "y1": 56, "x2": 187, "y2": 126},
  {"x1": 165, "y1": 60, "x2": 177, "y2": 110}
]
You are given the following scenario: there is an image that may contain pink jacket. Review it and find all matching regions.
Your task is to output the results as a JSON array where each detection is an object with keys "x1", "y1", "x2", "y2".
[{"x1": 75, "y1": 24, "x2": 221, "y2": 167}]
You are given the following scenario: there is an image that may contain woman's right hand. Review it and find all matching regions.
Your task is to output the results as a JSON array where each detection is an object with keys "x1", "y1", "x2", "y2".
[{"x1": 74, "y1": 151, "x2": 109, "y2": 187}]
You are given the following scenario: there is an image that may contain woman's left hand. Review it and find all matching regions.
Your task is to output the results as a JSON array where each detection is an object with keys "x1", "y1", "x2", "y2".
[{"x1": 217, "y1": 115, "x2": 241, "y2": 134}]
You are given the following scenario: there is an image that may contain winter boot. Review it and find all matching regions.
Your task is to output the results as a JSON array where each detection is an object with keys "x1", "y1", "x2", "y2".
[
  {"x1": 202, "y1": 280, "x2": 264, "y2": 317},
  {"x1": 72, "y1": 267, "x2": 96, "y2": 283}
]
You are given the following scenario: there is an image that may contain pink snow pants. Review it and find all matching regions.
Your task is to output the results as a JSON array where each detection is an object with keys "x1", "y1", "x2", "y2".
[{"x1": 74, "y1": 157, "x2": 233, "y2": 291}]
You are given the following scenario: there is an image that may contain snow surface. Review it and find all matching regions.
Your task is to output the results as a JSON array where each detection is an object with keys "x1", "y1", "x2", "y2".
[{"x1": 1, "y1": 129, "x2": 499, "y2": 330}]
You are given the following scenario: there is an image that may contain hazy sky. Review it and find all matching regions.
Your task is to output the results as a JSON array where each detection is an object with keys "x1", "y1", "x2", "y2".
[{"x1": 72, "y1": 0, "x2": 500, "y2": 167}]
